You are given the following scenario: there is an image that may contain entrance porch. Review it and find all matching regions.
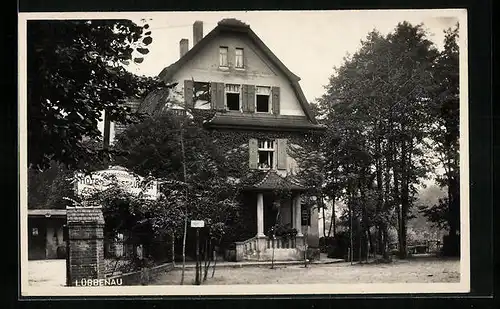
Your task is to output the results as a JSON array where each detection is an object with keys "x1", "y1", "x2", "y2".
[{"x1": 235, "y1": 171, "x2": 308, "y2": 262}]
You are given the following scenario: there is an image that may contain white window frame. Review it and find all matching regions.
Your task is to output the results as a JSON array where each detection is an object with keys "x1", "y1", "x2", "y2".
[
  {"x1": 219, "y1": 46, "x2": 228, "y2": 67},
  {"x1": 235, "y1": 47, "x2": 244, "y2": 69},
  {"x1": 225, "y1": 84, "x2": 241, "y2": 112},
  {"x1": 255, "y1": 86, "x2": 272, "y2": 114},
  {"x1": 257, "y1": 139, "x2": 275, "y2": 170}
]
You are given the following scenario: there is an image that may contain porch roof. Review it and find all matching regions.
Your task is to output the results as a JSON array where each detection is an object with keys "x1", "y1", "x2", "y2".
[
  {"x1": 245, "y1": 170, "x2": 306, "y2": 191},
  {"x1": 204, "y1": 112, "x2": 326, "y2": 132},
  {"x1": 28, "y1": 209, "x2": 67, "y2": 218}
]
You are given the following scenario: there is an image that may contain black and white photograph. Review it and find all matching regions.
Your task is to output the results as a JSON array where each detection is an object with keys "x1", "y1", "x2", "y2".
[{"x1": 19, "y1": 9, "x2": 469, "y2": 296}]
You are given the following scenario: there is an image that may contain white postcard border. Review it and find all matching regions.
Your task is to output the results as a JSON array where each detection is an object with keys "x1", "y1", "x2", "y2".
[{"x1": 18, "y1": 9, "x2": 470, "y2": 296}]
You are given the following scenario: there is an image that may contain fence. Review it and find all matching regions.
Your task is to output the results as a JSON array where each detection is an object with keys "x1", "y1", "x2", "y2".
[
  {"x1": 106, "y1": 262, "x2": 175, "y2": 285},
  {"x1": 390, "y1": 240, "x2": 442, "y2": 255}
]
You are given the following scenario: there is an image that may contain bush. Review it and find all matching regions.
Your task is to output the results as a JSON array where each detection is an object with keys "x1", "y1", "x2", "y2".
[
  {"x1": 325, "y1": 232, "x2": 350, "y2": 259},
  {"x1": 319, "y1": 236, "x2": 335, "y2": 253},
  {"x1": 56, "y1": 245, "x2": 67, "y2": 259},
  {"x1": 306, "y1": 248, "x2": 321, "y2": 261},
  {"x1": 324, "y1": 230, "x2": 370, "y2": 261},
  {"x1": 224, "y1": 245, "x2": 236, "y2": 262}
]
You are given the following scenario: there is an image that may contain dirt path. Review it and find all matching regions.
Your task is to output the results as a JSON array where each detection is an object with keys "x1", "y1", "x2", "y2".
[{"x1": 152, "y1": 257, "x2": 460, "y2": 285}]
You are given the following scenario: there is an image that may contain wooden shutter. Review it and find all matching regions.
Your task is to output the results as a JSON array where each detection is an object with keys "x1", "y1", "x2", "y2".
[
  {"x1": 241, "y1": 84, "x2": 249, "y2": 112},
  {"x1": 276, "y1": 138, "x2": 287, "y2": 170},
  {"x1": 271, "y1": 86, "x2": 280, "y2": 115},
  {"x1": 184, "y1": 80, "x2": 194, "y2": 109},
  {"x1": 216, "y1": 82, "x2": 225, "y2": 110},
  {"x1": 210, "y1": 82, "x2": 217, "y2": 109},
  {"x1": 249, "y1": 138, "x2": 258, "y2": 169},
  {"x1": 247, "y1": 85, "x2": 256, "y2": 113}
]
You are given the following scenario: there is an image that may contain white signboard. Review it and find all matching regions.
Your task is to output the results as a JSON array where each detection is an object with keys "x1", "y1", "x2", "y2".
[
  {"x1": 74, "y1": 166, "x2": 158, "y2": 200},
  {"x1": 190, "y1": 220, "x2": 205, "y2": 228}
]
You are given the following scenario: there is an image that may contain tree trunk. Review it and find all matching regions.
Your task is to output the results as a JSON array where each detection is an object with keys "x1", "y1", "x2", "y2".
[
  {"x1": 211, "y1": 248, "x2": 216, "y2": 277},
  {"x1": 359, "y1": 177, "x2": 372, "y2": 261},
  {"x1": 375, "y1": 137, "x2": 384, "y2": 256},
  {"x1": 195, "y1": 228, "x2": 200, "y2": 285},
  {"x1": 448, "y1": 169, "x2": 460, "y2": 239},
  {"x1": 367, "y1": 230, "x2": 372, "y2": 261},
  {"x1": 103, "y1": 110, "x2": 111, "y2": 149},
  {"x1": 399, "y1": 139, "x2": 409, "y2": 259},
  {"x1": 321, "y1": 197, "x2": 327, "y2": 238},
  {"x1": 382, "y1": 153, "x2": 391, "y2": 259},
  {"x1": 271, "y1": 237, "x2": 275, "y2": 269},
  {"x1": 329, "y1": 191, "x2": 336, "y2": 237},
  {"x1": 348, "y1": 189, "x2": 354, "y2": 264},
  {"x1": 203, "y1": 238, "x2": 211, "y2": 281},
  {"x1": 382, "y1": 227, "x2": 389, "y2": 259},
  {"x1": 211, "y1": 237, "x2": 222, "y2": 278},
  {"x1": 392, "y1": 140, "x2": 404, "y2": 259},
  {"x1": 357, "y1": 218, "x2": 362, "y2": 263},
  {"x1": 171, "y1": 233, "x2": 175, "y2": 265},
  {"x1": 180, "y1": 127, "x2": 188, "y2": 285}
]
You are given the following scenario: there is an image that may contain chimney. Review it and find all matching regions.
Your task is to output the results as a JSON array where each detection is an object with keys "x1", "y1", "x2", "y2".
[
  {"x1": 179, "y1": 38, "x2": 189, "y2": 58},
  {"x1": 193, "y1": 21, "x2": 203, "y2": 45}
]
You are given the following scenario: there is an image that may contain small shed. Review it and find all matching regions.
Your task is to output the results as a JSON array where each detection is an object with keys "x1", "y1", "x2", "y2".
[{"x1": 28, "y1": 209, "x2": 67, "y2": 260}]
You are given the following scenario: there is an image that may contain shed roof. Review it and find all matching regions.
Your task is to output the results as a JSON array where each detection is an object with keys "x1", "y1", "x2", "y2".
[
  {"x1": 66, "y1": 206, "x2": 105, "y2": 224},
  {"x1": 205, "y1": 112, "x2": 325, "y2": 132},
  {"x1": 28, "y1": 209, "x2": 67, "y2": 218}
]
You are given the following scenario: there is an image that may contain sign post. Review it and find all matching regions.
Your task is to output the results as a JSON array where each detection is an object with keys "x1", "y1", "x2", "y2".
[{"x1": 191, "y1": 220, "x2": 204, "y2": 285}]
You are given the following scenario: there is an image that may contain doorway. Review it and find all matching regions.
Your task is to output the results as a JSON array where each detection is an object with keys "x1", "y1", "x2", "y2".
[
  {"x1": 263, "y1": 193, "x2": 278, "y2": 236},
  {"x1": 28, "y1": 218, "x2": 46, "y2": 260}
]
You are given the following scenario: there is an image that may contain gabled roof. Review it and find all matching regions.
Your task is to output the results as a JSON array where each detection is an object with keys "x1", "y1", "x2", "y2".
[
  {"x1": 158, "y1": 18, "x2": 318, "y2": 124},
  {"x1": 246, "y1": 169, "x2": 305, "y2": 191},
  {"x1": 67, "y1": 206, "x2": 105, "y2": 224}
]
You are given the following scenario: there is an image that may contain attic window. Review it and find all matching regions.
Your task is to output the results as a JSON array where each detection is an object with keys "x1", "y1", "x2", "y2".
[
  {"x1": 219, "y1": 46, "x2": 228, "y2": 67},
  {"x1": 256, "y1": 86, "x2": 271, "y2": 113},
  {"x1": 235, "y1": 48, "x2": 244, "y2": 68},
  {"x1": 225, "y1": 84, "x2": 240, "y2": 111}
]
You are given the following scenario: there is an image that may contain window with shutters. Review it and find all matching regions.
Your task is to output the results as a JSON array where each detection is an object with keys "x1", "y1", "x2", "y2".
[
  {"x1": 258, "y1": 139, "x2": 275, "y2": 170},
  {"x1": 256, "y1": 86, "x2": 271, "y2": 113},
  {"x1": 249, "y1": 138, "x2": 287, "y2": 170},
  {"x1": 193, "y1": 81, "x2": 211, "y2": 109},
  {"x1": 235, "y1": 48, "x2": 244, "y2": 68},
  {"x1": 219, "y1": 46, "x2": 228, "y2": 67},
  {"x1": 225, "y1": 84, "x2": 241, "y2": 111}
]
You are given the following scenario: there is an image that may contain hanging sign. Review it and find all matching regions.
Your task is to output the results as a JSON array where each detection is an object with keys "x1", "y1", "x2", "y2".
[
  {"x1": 190, "y1": 220, "x2": 205, "y2": 228},
  {"x1": 73, "y1": 166, "x2": 158, "y2": 200}
]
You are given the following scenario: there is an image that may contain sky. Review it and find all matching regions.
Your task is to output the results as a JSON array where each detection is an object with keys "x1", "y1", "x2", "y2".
[{"x1": 124, "y1": 10, "x2": 463, "y2": 104}]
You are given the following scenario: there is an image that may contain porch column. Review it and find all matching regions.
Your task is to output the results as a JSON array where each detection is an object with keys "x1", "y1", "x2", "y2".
[
  {"x1": 294, "y1": 194, "x2": 303, "y2": 237},
  {"x1": 256, "y1": 193, "x2": 265, "y2": 237}
]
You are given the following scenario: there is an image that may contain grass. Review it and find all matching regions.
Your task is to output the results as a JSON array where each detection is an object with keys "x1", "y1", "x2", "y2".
[{"x1": 151, "y1": 256, "x2": 460, "y2": 285}]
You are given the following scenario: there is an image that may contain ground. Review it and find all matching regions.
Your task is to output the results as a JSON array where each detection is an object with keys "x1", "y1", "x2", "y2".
[
  {"x1": 28, "y1": 259, "x2": 66, "y2": 287},
  {"x1": 151, "y1": 256, "x2": 460, "y2": 285},
  {"x1": 27, "y1": 256, "x2": 460, "y2": 287},
  {"x1": 27, "y1": 258, "x2": 131, "y2": 287}
]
